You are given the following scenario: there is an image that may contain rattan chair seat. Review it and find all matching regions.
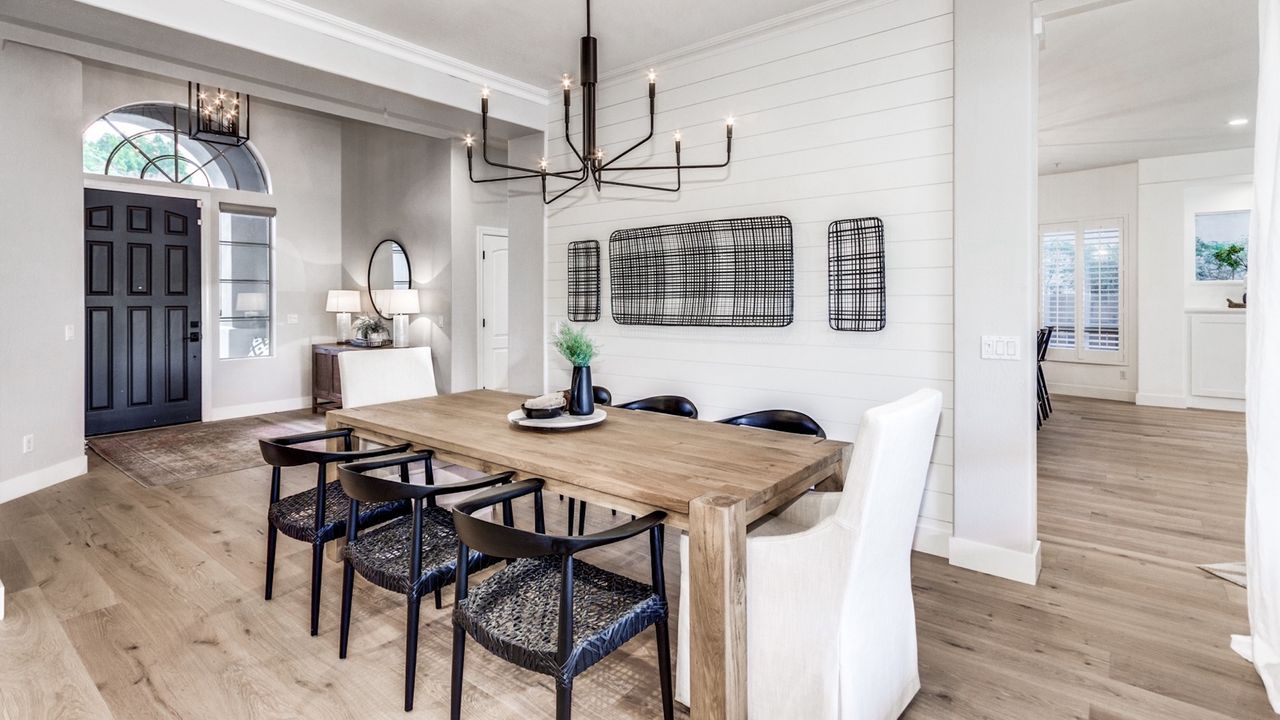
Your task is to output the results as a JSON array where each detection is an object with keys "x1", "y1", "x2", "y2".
[{"x1": 455, "y1": 556, "x2": 667, "y2": 684}]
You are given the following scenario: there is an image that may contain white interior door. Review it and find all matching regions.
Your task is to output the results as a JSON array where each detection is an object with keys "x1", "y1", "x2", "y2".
[{"x1": 480, "y1": 231, "x2": 509, "y2": 390}]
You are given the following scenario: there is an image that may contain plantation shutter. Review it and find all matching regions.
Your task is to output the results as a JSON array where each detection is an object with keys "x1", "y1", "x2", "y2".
[
  {"x1": 1082, "y1": 224, "x2": 1121, "y2": 353},
  {"x1": 1040, "y1": 226, "x2": 1077, "y2": 349}
]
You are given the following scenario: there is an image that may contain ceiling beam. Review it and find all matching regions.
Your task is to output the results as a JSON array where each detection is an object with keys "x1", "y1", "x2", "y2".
[{"x1": 64, "y1": 0, "x2": 549, "y2": 131}]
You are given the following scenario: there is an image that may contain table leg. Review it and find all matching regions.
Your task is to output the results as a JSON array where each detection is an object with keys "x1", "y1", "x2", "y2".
[
  {"x1": 688, "y1": 494, "x2": 748, "y2": 720},
  {"x1": 814, "y1": 443, "x2": 852, "y2": 492}
]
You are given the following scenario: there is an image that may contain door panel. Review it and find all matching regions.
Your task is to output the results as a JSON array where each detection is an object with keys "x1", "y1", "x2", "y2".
[
  {"x1": 480, "y1": 232, "x2": 510, "y2": 391},
  {"x1": 85, "y1": 189, "x2": 202, "y2": 435}
]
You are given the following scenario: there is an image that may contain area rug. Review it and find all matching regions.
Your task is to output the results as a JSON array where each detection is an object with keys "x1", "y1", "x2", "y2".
[
  {"x1": 88, "y1": 410, "x2": 323, "y2": 488},
  {"x1": 1199, "y1": 561, "x2": 1248, "y2": 588}
]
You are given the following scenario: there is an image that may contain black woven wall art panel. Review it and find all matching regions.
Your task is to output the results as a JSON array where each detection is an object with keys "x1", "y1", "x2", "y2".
[
  {"x1": 609, "y1": 216, "x2": 793, "y2": 327},
  {"x1": 828, "y1": 217, "x2": 886, "y2": 332},
  {"x1": 567, "y1": 240, "x2": 601, "y2": 322}
]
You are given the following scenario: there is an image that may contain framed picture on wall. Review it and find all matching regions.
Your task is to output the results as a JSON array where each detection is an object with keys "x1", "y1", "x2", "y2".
[{"x1": 1193, "y1": 209, "x2": 1250, "y2": 282}]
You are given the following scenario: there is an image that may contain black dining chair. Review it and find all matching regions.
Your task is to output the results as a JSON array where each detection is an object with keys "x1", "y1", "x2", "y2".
[
  {"x1": 336, "y1": 451, "x2": 517, "y2": 712},
  {"x1": 449, "y1": 479, "x2": 673, "y2": 720},
  {"x1": 593, "y1": 385, "x2": 613, "y2": 406},
  {"x1": 717, "y1": 409, "x2": 827, "y2": 439},
  {"x1": 1036, "y1": 327, "x2": 1054, "y2": 429},
  {"x1": 616, "y1": 395, "x2": 699, "y2": 419},
  {"x1": 259, "y1": 428, "x2": 412, "y2": 636}
]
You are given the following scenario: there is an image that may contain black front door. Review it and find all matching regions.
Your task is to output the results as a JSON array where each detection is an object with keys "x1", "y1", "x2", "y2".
[{"x1": 85, "y1": 189, "x2": 202, "y2": 436}]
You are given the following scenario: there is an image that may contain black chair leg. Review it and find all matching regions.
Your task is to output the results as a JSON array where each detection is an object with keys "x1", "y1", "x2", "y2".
[
  {"x1": 555, "y1": 680, "x2": 573, "y2": 720},
  {"x1": 339, "y1": 561, "x2": 355, "y2": 659},
  {"x1": 405, "y1": 595, "x2": 422, "y2": 711},
  {"x1": 577, "y1": 503, "x2": 587, "y2": 536},
  {"x1": 654, "y1": 620, "x2": 674, "y2": 720},
  {"x1": 434, "y1": 587, "x2": 443, "y2": 610},
  {"x1": 567, "y1": 499, "x2": 576, "y2": 537},
  {"x1": 309, "y1": 542, "x2": 324, "y2": 636},
  {"x1": 449, "y1": 625, "x2": 466, "y2": 720},
  {"x1": 264, "y1": 524, "x2": 278, "y2": 601}
]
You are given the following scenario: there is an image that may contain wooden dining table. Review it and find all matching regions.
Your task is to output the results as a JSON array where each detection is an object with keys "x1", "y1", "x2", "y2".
[{"x1": 325, "y1": 389, "x2": 850, "y2": 720}]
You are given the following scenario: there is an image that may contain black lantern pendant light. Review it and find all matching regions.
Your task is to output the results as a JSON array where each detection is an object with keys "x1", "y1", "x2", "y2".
[
  {"x1": 465, "y1": 0, "x2": 733, "y2": 204},
  {"x1": 188, "y1": 82, "x2": 250, "y2": 147}
]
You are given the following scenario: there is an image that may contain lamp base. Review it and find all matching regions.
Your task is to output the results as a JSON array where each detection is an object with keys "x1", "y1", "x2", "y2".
[
  {"x1": 393, "y1": 314, "x2": 410, "y2": 348},
  {"x1": 336, "y1": 312, "x2": 352, "y2": 343}
]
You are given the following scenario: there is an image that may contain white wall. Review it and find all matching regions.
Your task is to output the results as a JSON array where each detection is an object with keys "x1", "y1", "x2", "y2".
[
  {"x1": 1038, "y1": 163, "x2": 1139, "y2": 401},
  {"x1": 952, "y1": 0, "x2": 1041, "y2": 584},
  {"x1": 541, "y1": 0, "x2": 957, "y2": 557},
  {"x1": 449, "y1": 142, "x2": 510, "y2": 392},
  {"x1": 0, "y1": 41, "x2": 87, "y2": 500},
  {"x1": 82, "y1": 63, "x2": 345, "y2": 420},
  {"x1": 340, "y1": 121, "x2": 456, "y2": 389},
  {"x1": 506, "y1": 132, "x2": 548, "y2": 396},
  {"x1": 1137, "y1": 148, "x2": 1253, "y2": 409}
]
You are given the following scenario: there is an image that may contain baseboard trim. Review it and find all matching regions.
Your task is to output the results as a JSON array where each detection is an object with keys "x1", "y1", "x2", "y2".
[
  {"x1": 913, "y1": 520, "x2": 951, "y2": 558},
  {"x1": 207, "y1": 396, "x2": 312, "y2": 422},
  {"x1": 1135, "y1": 392, "x2": 1188, "y2": 409},
  {"x1": 0, "y1": 454, "x2": 89, "y2": 505},
  {"x1": 1047, "y1": 383, "x2": 1135, "y2": 403},
  {"x1": 948, "y1": 536, "x2": 1042, "y2": 585},
  {"x1": 1187, "y1": 396, "x2": 1245, "y2": 413}
]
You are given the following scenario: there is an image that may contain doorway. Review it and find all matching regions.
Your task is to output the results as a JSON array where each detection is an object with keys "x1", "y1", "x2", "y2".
[
  {"x1": 477, "y1": 228, "x2": 509, "y2": 391},
  {"x1": 84, "y1": 188, "x2": 202, "y2": 435}
]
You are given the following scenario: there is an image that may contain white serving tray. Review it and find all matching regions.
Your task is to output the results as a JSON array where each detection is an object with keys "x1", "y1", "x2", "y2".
[{"x1": 507, "y1": 408, "x2": 607, "y2": 431}]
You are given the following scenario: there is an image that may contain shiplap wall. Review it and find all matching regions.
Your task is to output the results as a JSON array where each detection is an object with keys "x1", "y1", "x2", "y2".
[{"x1": 542, "y1": 0, "x2": 954, "y2": 556}]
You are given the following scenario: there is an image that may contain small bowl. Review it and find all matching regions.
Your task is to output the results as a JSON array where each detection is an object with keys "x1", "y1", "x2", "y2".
[{"x1": 522, "y1": 404, "x2": 564, "y2": 420}]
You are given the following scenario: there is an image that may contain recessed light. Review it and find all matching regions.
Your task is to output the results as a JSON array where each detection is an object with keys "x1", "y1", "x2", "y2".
[{"x1": 1228, "y1": 118, "x2": 1250, "y2": 126}]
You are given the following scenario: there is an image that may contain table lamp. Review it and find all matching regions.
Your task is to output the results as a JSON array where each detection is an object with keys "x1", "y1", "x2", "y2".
[
  {"x1": 384, "y1": 289, "x2": 420, "y2": 348},
  {"x1": 326, "y1": 289, "x2": 360, "y2": 343}
]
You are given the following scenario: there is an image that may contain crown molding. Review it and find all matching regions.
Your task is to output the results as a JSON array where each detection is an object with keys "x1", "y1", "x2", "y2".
[{"x1": 221, "y1": 0, "x2": 548, "y2": 105}]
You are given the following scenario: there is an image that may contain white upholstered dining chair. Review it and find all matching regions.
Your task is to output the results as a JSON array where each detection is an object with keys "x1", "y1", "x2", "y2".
[
  {"x1": 337, "y1": 347, "x2": 485, "y2": 488},
  {"x1": 337, "y1": 347, "x2": 438, "y2": 409},
  {"x1": 675, "y1": 388, "x2": 943, "y2": 719}
]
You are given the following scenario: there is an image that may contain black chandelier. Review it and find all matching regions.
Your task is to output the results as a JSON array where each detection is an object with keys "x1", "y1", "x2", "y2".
[
  {"x1": 187, "y1": 82, "x2": 250, "y2": 147},
  {"x1": 464, "y1": 0, "x2": 733, "y2": 204}
]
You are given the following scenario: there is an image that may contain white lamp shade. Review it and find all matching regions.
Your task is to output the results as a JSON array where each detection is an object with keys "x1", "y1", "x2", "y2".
[
  {"x1": 384, "y1": 288, "x2": 421, "y2": 315},
  {"x1": 326, "y1": 289, "x2": 361, "y2": 313},
  {"x1": 235, "y1": 292, "x2": 268, "y2": 313}
]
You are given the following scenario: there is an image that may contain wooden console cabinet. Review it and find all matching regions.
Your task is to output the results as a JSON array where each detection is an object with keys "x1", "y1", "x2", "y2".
[{"x1": 312, "y1": 343, "x2": 389, "y2": 413}]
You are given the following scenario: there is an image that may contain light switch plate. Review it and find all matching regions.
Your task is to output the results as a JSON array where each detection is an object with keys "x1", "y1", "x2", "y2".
[
  {"x1": 286, "y1": 314, "x2": 299, "y2": 324},
  {"x1": 981, "y1": 335, "x2": 1021, "y2": 360},
  {"x1": 65, "y1": 324, "x2": 74, "y2": 341}
]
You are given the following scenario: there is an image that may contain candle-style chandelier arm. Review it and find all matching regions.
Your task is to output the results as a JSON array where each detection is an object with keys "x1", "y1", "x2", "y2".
[
  {"x1": 596, "y1": 87, "x2": 657, "y2": 172},
  {"x1": 542, "y1": 173, "x2": 591, "y2": 205},
  {"x1": 597, "y1": 130, "x2": 733, "y2": 174}
]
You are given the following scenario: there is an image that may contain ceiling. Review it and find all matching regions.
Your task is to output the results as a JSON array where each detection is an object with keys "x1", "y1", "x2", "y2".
[
  {"x1": 290, "y1": 0, "x2": 836, "y2": 86},
  {"x1": 1038, "y1": 0, "x2": 1258, "y2": 174}
]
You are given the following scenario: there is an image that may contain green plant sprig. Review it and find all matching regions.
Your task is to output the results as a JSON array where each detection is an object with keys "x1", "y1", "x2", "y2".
[{"x1": 552, "y1": 322, "x2": 598, "y2": 367}]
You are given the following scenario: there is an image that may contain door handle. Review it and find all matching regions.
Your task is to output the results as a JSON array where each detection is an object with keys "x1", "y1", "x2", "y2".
[{"x1": 187, "y1": 331, "x2": 201, "y2": 343}]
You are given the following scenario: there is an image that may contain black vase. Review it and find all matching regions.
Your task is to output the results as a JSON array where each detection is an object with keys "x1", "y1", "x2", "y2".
[{"x1": 570, "y1": 365, "x2": 595, "y2": 416}]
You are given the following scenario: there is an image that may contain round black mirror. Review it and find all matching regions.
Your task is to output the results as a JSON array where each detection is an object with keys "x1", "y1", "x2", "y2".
[{"x1": 367, "y1": 239, "x2": 412, "y2": 320}]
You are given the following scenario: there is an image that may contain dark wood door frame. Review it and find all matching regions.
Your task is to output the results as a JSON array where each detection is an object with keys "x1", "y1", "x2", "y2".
[{"x1": 85, "y1": 188, "x2": 203, "y2": 436}]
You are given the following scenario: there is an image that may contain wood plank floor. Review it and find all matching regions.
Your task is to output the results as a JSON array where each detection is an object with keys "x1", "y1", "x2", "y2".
[{"x1": 0, "y1": 396, "x2": 1271, "y2": 719}]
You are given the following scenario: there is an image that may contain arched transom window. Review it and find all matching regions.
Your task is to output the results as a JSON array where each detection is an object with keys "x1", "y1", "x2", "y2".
[{"x1": 83, "y1": 102, "x2": 270, "y2": 193}]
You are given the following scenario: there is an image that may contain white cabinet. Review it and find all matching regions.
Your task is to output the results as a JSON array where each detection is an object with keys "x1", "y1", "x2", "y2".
[{"x1": 1188, "y1": 310, "x2": 1246, "y2": 404}]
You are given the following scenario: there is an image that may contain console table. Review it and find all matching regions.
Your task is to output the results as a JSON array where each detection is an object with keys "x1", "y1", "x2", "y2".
[{"x1": 311, "y1": 342, "x2": 390, "y2": 413}]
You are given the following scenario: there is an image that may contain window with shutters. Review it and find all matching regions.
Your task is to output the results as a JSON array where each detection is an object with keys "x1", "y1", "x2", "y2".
[{"x1": 1038, "y1": 218, "x2": 1125, "y2": 364}]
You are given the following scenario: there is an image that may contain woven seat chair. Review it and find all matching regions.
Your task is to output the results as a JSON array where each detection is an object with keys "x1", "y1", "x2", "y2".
[
  {"x1": 259, "y1": 428, "x2": 412, "y2": 636},
  {"x1": 615, "y1": 394, "x2": 698, "y2": 419},
  {"x1": 717, "y1": 409, "x2": 827, "y2": 439},
  {"x1": 566, "y1": 393, "x2": 696, "y2": 537},
  {"x1": 337, "y1": 451, "x2": 518, "y2": 712},
  {"x1": 449, "y1": 479, "x2": 674, "y2": 720}
]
